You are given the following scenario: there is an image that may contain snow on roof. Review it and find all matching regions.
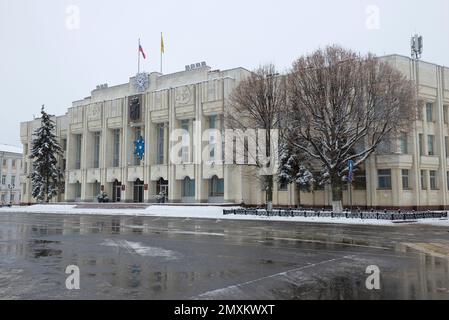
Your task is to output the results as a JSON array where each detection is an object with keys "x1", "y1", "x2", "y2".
[{"x1": 0, "y1": 144, "x2": 23, "y2": 154}]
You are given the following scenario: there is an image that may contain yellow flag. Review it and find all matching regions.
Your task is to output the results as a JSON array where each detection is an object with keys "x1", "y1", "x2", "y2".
[{"x1": 161, "y1": 33, "x2": 165, "y2": 54}]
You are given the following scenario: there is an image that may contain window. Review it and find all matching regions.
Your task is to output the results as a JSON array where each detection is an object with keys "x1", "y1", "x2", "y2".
[
  {"x1": 210, "y1": 176, "x2": 224, "y2": 197},
  {"x1": 182, "y1": 177, "x2": 195, "y2": 198},
  {"x1": 62, "y1": 139, "x2": 67, "y2": 151},
  {"x1": 399, "y1": 133, "x2": 408, "y2": 154},
  {"x1": 426, "y1": 103, "x2": 434, "y2": 122},
  {"x1": 133, "y1": 127, "x2": 142, "y2": 166},
  {"x1": 421, "y1": 170, "x2": 427, "y2": 190},
  {"x1": 11, "y1": 176, "x2": 15, "y2": 186},
  {"x1": 181, "y1": 120, "x2": 190, "y2": 163},
  {"x1": 10, "y1": 194, "x2": 14, "y2": 203},
  {"x1": 428, "y1": 135, "x2": 435, "y2": 156},
  {"x1": 430, "y1": 171, "x2": 438, "y2": 190},
  {"x1": 378, "y1": 169, "x2": 392, "y2": 190},
  {"x1": 1, "y1": 194, "x2": 4, "y2": 202},
  {"x1": 93, "y1": 132, "x2": 101, "y2": 168},
  {"x1": 2, "y1": 159, "x2": 6, "y2": 167},
  {"x1": 220, "y1": 115, "x2": 225, "y2": 161},
  {"x1": 447, "y1": 172, "x2": 449, "y2": 190},
  {"x1": 209, "y1": 115, "x2": 217, "y2": 161},
  {"x1": 446, "y1": 137, "x2": 449, "y2": 158},
  {"x1": 402, "y1": 169, "x2": 410, "y2": 190},
  {"x1": 75, "y1": 134, "x2": 82, "y2": 169},
  {"x1": 24, "y1": 162, "x2": 28, "y2": 174},
  {"x1": 157, "y1": 123, "x2": 165, "y2": 165},
  {"x1": 418, "y1": 134, "x2": 424, "y2": 156},
  {"x1": 354, "y1": 171, "x2": 367, "y2": 190},
  {"x1": 278, "y1": 181, "x2": 288, "y2": 191},
  {"x1": 12, "y1": 160, "x2": 16, "y2": 168},
  {"x1": 377, "y1": 138, "x2": 391, "y2": 154},
  {"x1": 23, "y1": 183, "x2": 26, "y2": 195},
  {"x1": 113, "y1": 129, "x2": 120, "y2": 167},
  {"x1": 1, "y1": 175, "x2": 5, "y2": 185},
  {"x1": 24, "y1": 144, "x2": 28, "y2": 156}
]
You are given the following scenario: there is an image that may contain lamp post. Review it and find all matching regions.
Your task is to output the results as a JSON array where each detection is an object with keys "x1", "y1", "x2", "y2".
[{"x1": 7, "y1": 183, "x2": 15, "y2": 205}]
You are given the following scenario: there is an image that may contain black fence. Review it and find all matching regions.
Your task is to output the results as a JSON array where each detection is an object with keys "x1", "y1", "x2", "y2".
[{"x1": 223, "y1": 209, "x2": 448, "y2": 221}]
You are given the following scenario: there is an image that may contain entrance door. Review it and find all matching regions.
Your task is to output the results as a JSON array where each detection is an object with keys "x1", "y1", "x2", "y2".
[
  {"x1": 157, "y1": 178, "x2": 169, "y2": 199},
  {"x1": 113, "y1": 180, "x2": 121, "y2": 202},
  {"x1": 134, "y1": 179, "x2": 144, "y2": 203}
]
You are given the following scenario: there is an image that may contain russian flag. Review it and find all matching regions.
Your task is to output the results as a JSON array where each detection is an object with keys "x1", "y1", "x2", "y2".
[{"x1": 139, "y1": 43, "x2": 147, "y2": 59}]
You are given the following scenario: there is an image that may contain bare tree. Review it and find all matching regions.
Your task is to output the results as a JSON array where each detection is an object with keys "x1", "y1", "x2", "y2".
[
  {"x1": 227, "y1": 64, "x2": 286, "y2": 210},
  {"x1": 286, "y1": 46, "x2": 417, "y2": 212}
]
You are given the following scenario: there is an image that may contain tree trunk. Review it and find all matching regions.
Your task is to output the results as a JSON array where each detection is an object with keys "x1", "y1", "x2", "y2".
[
  {"x1": 331, "y1": 175, "x2": 343, "y2": 213},
  {"x1": 296, "y1": 184, "x2": 301, "y2": 209},
  {"x1": 266, "y1": 175, "x2": 273, "y2": 211}
]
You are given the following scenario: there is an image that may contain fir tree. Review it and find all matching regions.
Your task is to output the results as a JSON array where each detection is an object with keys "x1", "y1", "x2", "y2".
[{"x1": 29, "y1": 105, "x2": 63, "y2": 203}]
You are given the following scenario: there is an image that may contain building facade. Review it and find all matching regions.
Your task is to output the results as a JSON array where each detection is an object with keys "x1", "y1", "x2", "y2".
[
  {"x1": 21, "y1": 64, "x2": 264, "y2": 205},
  {"x1": 20, "y1": 55, "x2": 449, "y2": 209},
  {"x1": 0, "y1": 144, "x2": 22, "y2": 205}
]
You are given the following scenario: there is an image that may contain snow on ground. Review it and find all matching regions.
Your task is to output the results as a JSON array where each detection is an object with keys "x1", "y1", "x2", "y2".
[{"x1": 2, "y1": 204, "x2": 447, "y2": 226}]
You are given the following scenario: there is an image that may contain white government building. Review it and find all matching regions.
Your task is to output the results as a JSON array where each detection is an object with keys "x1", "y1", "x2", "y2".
[
  {"x1": 0, "y1": 144, "x2": 22, "y2": 205},
  {"x1": 20, "y1": 55, "x2": 449, "y2": 209}
]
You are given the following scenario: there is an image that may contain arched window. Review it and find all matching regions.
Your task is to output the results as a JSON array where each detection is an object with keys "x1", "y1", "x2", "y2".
[
  {"x1": 182, "y1": 177, "x2": 195, "y2": 198},
  {"x1": 209, "y1": 176, "x2": 224, "y2": 197}
]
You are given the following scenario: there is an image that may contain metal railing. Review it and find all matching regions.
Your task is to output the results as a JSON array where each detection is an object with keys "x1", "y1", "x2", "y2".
[{"x1": 223, "y1": 209, "x2": 448, "y2": 221}]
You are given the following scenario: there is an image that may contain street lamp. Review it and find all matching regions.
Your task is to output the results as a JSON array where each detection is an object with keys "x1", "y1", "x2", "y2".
[{"x1": 8, "y1": 184, "x2": 15, "y2": 205}]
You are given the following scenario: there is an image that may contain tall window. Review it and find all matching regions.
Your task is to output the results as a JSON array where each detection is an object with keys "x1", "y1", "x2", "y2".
[
  {"x1": 113, "y1": 129, "x2": 120, "y2": 168},
  {"x1": 220, "y1": 115, "x2": 225, "y2": 161},
  {"x1": 426, "y1": 103, "x2": 434, "y2": 122},
  {"x1": 133, "y1": 127, "x2": 142, "y2": 166},
  {"x1": 157, "y1": 123, "x2": 165, "y2": 165},
  {"x1": 354, "y1": 171, "x2": 367, "y2": 190},
  {"x1": 430, "y1": 171, "x2": 438, "y2": 190},
  {"x1": 421, "y1": 170, "x2": 427, "y2": 190},
  {"x1": 75, "y1": 182, "x2": 82, "y2": 199},
  {"x1": 11, "y1": 176, "x2": 15, "y2": 186},
  {"x1": 418, "y1": 134, "x2": 424, "y2": 156},
  {"x1": 378, "y1": 169, "x2": 392, "y2": 190},
  {"x1": 446, "y1": 137, "x2": 449, "y2": 158},
  {"x1": 93, "y1": 132, "x2": 101, "y2": 168},
  {"x1": 182, "y1": 177, "x2": 195, "y2": 198},
  {"x1": 399, "y1": 133, "x2": 408, "y2": 154},
  {"x1": 402, "y1": 169, "x2": 410, "y2": 190},
  {"x1": 377, "y1": 138, "x2": 391, "y2": 154},
  {"x1": 75, "y1": 134, "x2": 82, "y2": 169},
  {"x1": 428, "y1": 135, "x2": 435, "y2": 156},
  {"x1": 181, "y1": 120, "x2": 190, "y2": 163},
  {"x1": 209, "y1": 115, "x2": 217, "y2": 161},
  {"x1": 210, "y1": 176, "x2": 224, "y2": 197},
  {"x1": 1, "y1": 175, "x2": 6, "y2": 185},
  {"x1": 11, "y1": 160, "x2": 16, "y2": 168}
]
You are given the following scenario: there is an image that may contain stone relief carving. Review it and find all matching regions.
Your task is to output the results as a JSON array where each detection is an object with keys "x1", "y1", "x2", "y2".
[{"x1": 176, "y1": 86, "x2": 193, "y2": 106}]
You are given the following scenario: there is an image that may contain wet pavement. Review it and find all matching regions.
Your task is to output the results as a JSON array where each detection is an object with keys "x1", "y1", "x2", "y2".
[{"x1": 1, "y1": 212, "x2": 449, "y2": 300}]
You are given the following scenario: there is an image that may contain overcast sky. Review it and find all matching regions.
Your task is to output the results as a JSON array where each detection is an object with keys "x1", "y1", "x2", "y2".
[{"x1": 1, "y1": 0, "x2": 448, "y2": 147}]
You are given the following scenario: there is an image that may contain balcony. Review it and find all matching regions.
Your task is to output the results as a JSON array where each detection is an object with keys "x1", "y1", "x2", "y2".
[
  {"x1": 86, "y1": 168, "x2": 101, "y2": 183},
  {"x1": 150, "y1": 165, "x2": 168, "y2": 181},
  {"x1": 420, "y1": 156, "x2": 440, "y2": 168},
  {"x1": 376, "y1": 154, "x2": 413, "y2": 168},
  {"x1": 202, "y1": 162, "x2": 224, "y2": 179},
  {"x1": 175, "y1": 164, "x2": 195, "y2": 180},
  {"x1": 106, "y1": 167, "x2": 122, "y2": 183},
  {"x1": 127, "y1": 166, "x2": 144, "y2": 182},
  {"x1": 68, "y1": 170, "x2": 82, "y2": 184}
]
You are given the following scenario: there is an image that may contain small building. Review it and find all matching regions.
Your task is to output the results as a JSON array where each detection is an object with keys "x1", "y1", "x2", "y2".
[{"x1": 0, "y1": 144, "x2": 22, "y2": 204}]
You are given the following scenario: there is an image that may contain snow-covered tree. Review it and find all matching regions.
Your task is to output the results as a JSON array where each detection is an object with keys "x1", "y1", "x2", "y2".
[
  {"x1": 29, "y1": 105, "x2": 63, "y2": 203},
  {"x1": 286, "y1": 46, "x2": 417, "y2": 212},
  {"x1": 278, "y1": 143, "x2": 314, "y2": 207},
  {"x1": 227, "y1": 64, "x2": 287, "y2": 211}
]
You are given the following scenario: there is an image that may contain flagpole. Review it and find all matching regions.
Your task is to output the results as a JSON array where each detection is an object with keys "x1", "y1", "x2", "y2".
[
  {"x1": 160, "y1": 32, "x2": 163, "y2": 74},
  {"x1": 138, "y1": 38, "x2": 141, "y2": 74}
]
